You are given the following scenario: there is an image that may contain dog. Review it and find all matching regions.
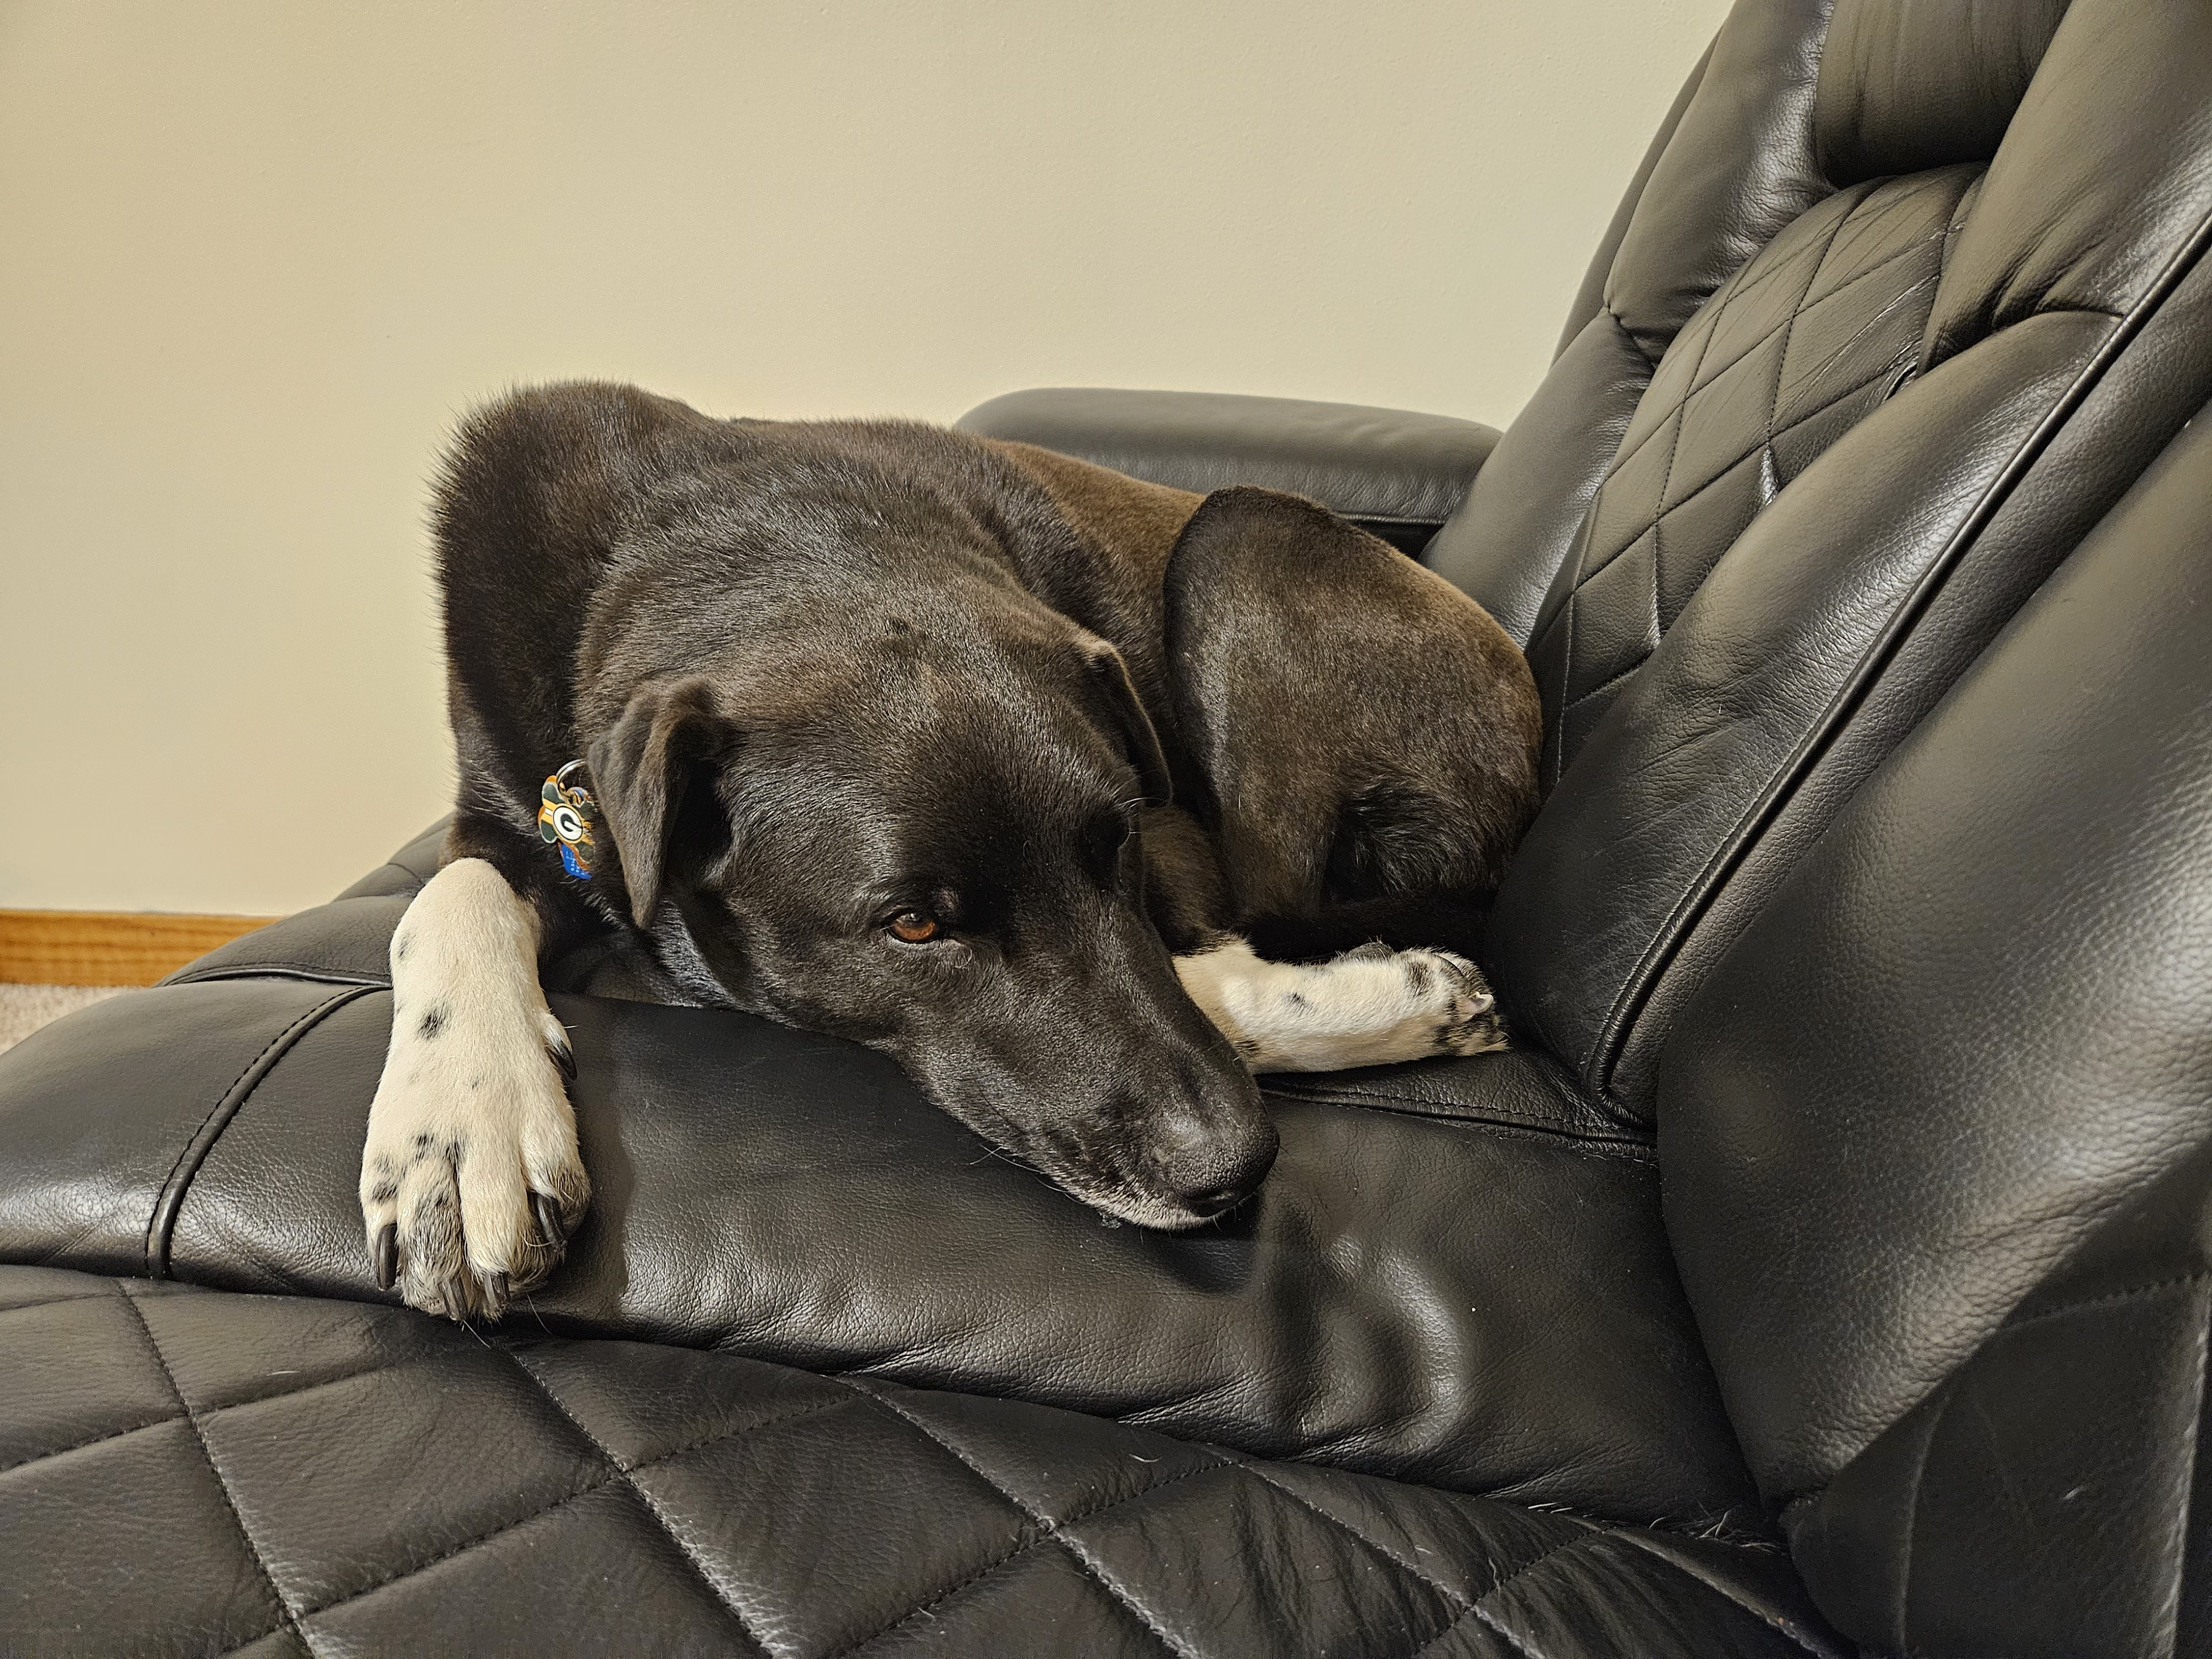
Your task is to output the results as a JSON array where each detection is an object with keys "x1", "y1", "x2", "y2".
[{"x1": 361, "y1": 382, "x2": 1541, "y2": 1319}]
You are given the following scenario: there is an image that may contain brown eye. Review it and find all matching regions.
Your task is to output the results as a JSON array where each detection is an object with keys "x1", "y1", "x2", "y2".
[{"x1": 889, "y1": 912, "x2": 939, "y2": 943}]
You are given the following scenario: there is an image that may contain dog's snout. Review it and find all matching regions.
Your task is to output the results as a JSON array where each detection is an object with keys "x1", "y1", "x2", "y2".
[{"x1": 1150, "y1": 1092, "x2": 1278, "y2": 1220}]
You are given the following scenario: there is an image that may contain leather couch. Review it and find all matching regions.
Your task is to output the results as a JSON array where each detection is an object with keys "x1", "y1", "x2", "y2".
[{"x1": 6, "y1": 1, "x2": 2210, "y2": 1652}]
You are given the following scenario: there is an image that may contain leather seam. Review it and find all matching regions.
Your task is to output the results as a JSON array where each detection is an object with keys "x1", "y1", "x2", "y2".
[
  {"x1": 0, "y1": 1290, "x2": 128, "y2": 1317},
  {"x1": 1605, "y1": 1530, "x2": 1841, "y2": 1657},
  {"x1": 1897, "y1": 1346, "x2": 1953, "y2": 1646},
  {"x1": 1038, "y1": 1535, "x2": 1190, "y2": 1659},
  {"x1": 115, "y1": 1282, "x2": 305, "y2": 1645},
  {"x1": 164, "y1": 963, "x2": 393, "y2": 989},
  {"x1": 0, "y1": 1410, "x2": 186, "y2": 1478},
  {"x1": 298, "y1": 1465, "x2": 618, "y2": 1623},
  {"x1": 1761, "y1": 201, "x2": 1861, "y2": 481},
  {"x1": 1697, "y1": 213, "x2": 1941, "y2": 406},
  {"x1": 1781, "y1": 268, "x2": 1938, "y2": 411},
  {"x1": 1405, "y1": 1531, "x2": 1600, "y2": 1658},
  {"x1": 210, "y1": 1619, "x2": 292, "y2": 1658},
  {"x1": 1567, "y1": 349, "x2": 1931, "y2": 599},
  {"x1": 1463, "y1": 1604, "x2": 1544, "y2": 1657},
  {"x1": 1559, "y1": 656, "x2": 1652, "y2": 717},
  {"x1": 143, "y1": 984, "x2": 377, "y2": 1280},
  {"x1": 194, "y1": 1353, "x2": 468, "y2": 1419},
  {"x1": 504, "y1": 1348, "x2": 778, "y2": 1656},
  {"x1": 1811, "y1": 171, "x2": 1960, "y2": 268},
  {"x1": 1590, "y1": 195, "x2": 2212, "y2": 1095},
  {"x1": 1671, "y1": 178, "x2": 1907, "y2": 330},
  {"x1": 1585, "y1": 200, "x2": 1926, "y2": 500},
  {"x1": 598, "y1": 1386, "x2": 855, "y2": 1472},
  {"x1": 1260, "y1": 1084, "x2": 1651, "y2": 1147},
  {"x1": 2176, "y1": 1282, "x2": 2212, "y2": 1654},
  {"x1": 842, "y1": 1383, "x2": 1208, "y2": 1658},
  {"x1": 1559, "y1": 196, "x2": 1740, "y2": 786},
  {"x1": 832, "y1": 1460, "x2": 1227, "y2": 1658},
  {"x1": 0, "y1": 1354, "x2": 424, "y2": 1480},
  {"x1": 1344, "y1": 512, "x2": 1454, "y2": 530},
  {"x1": 1660, "y1": 196, "x2": 1850, "y2": 640},
  {"x1": 1569, "y1": 208, "x2": 1948, "y2": 584},
  {"x1": 1266, "y1": 1083, "x2": 1616, "y2": 1129},
  {"x1": 1235, "y1": 1463, "x2": 1576, "y2": 1614},
  {"x1": 1552, "y1": 542, "x2": 1584, "y2": 791},
  {"x1": 1601, "y1": 299, "x2": 1660, "y2": 369},
  {"x1": 285, "y1": 1373, "x2": 854, "y2": 1628},
  {"x1": 2002, "y1": 1270, "x2": 2212, "y2": 1333},
  {"x1": 1780, "y1": 1275, "x2": 2212, "y2": 1524}
]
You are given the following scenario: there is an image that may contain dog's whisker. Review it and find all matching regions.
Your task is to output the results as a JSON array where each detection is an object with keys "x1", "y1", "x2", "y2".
[{"x1": 982, "y1": 1145, "x2": 1050, "y2": 1178}]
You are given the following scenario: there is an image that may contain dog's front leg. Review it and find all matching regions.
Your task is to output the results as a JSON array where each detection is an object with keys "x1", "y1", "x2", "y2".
[
  {"x1": 360, "y1": 858, "x2": 590, "y2": 1320},
  {"x1": 1175, "y1": 937, "x2": 1506, "y2": 1073}
]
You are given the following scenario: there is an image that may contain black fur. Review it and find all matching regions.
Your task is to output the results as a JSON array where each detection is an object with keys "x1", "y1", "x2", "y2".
[{"x1": 431, "y1": 382, "x2": 1540, "y2": 1225}]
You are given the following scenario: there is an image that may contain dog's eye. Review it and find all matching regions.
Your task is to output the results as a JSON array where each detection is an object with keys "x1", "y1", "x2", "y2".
[{"x1": 888, "y1": 912, "x2": 940, "y2": 943}]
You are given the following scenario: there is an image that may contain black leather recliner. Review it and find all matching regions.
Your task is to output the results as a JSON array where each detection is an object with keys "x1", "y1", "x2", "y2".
[{"x1": 7, "y1": 2, "x2": 2211, "y2": 1652}]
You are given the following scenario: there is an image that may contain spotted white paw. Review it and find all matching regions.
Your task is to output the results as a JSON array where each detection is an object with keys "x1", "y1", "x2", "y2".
[
  {"x1": 1175, "y1": 936, "x2": 1507, "y2": 1072},
  {"x1": 359, "y1": 858, "x2": 589, "y2": 1321}
]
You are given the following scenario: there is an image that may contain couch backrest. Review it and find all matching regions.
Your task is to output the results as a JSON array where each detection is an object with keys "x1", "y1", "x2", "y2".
[
  {"x1": 1441, "y1": 0, "x2": 2212, "y2": 1125},
  {"x1": 1663, "y1": 394, "x2": 2212, "y2": 1658},
  {"x1": 1442, "y1": 2, "x2": 2212, "y2": 1647}
]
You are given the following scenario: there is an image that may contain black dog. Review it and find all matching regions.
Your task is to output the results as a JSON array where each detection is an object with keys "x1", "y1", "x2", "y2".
[{"x1": 361, "y1": 382, "x2": 1539, "y2": 1319}]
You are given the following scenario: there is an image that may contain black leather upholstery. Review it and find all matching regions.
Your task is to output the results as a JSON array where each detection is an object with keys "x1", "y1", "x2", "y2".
[
  {"x1": 1812, "y1": 0, "x2": 2070, "y2": 187},
  {"x1": 4, "y1": 930, "x2": 1760, "y2": 1530},
  {"x1": 0, "y1": 1266, "x2": 1839, "y2": 1658},
  {"x1": 1664, "y1": 402, "x2": 2212, "y2": 1655},
  {"x1": 1425, "y1": 0, "x2": 1836, "y2": 644},
  {"x1": 1524, "y1": 164, "x2": 1977, "y2": 787},
  {"x1": 954, "y1": 388, "x2": 1502, "y2": 554},
  {"x1": 8, "y1": 0, "x2": 2212, "y2": 1651},
  {"x1": 1486, "y1": 0, "x2": 2212, "y2": 1123}
]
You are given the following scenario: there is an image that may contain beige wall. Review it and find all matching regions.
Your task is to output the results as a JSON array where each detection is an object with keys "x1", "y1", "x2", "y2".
[{"x1": 0, "y1": 0, "x2": 1726, "y2": 915}]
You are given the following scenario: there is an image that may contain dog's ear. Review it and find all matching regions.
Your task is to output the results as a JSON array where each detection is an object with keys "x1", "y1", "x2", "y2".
[
  {"x1": 1163, "y1": 484, "x2": 1540, "y2": 912},
  {"x1": 1082, "y1": 639, "x2": 1173, "y2": 807},
  {"x1": 587, "y1": 677, "x2": 739, "y2": 928}
]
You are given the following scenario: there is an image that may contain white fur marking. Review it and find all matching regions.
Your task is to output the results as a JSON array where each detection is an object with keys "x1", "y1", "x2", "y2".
[
  {"x1": 1174, "y1": 937, "x2": 1504, "y2": 1072},
  {"x1": 359, "y1": 858, "x2": 587, "y2": 1319}
]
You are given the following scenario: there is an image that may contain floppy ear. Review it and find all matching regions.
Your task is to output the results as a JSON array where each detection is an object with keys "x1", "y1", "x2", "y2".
[
  {"x1": 1162, "y1": 484, "x2": 1539, "y2": 916},
  {"x1": 1082, "y1": 640, "x2": 1173, "y2": 807},
  {"x1": 586, "y1": 677, "x2": 739, "y2": 928}
]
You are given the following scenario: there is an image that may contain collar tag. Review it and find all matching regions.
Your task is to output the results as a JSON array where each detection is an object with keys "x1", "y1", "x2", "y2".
[{"x1": 538, "y1": 761, "x2": 597, "y2": 880}]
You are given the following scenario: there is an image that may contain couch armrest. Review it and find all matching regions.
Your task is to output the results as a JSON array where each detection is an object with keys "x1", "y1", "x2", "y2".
[{"x1": 956, "y1": 388, "x2": 1501, "y2": 554}]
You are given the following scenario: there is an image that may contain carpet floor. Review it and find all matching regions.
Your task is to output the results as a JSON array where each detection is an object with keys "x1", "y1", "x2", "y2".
[{"x1": 0, "y1": 984, "x2": 126, "y2": 1055}]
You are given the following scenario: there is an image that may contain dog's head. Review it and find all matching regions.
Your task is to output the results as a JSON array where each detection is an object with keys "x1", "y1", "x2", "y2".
[{"x1": 583, "y1": 573, "x2": 1275, "y2": 1229}]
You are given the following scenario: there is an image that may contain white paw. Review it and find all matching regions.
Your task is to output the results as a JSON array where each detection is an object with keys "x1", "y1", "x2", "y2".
[
  {"x1": 359, "y1": 859, "x2": 589, "y2": 1321},
  {"x1": 1401, "y1": 947, "x2": 1510, "y2": 1059},
  {"x1": 1176, "y1": 937, "x2": 1508, "y2": 1073}
]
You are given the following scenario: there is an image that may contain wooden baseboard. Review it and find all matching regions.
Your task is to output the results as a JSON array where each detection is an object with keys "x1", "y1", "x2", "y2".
[{"x1": 0, "y1": 910, "x2": 285, "y2": 987}]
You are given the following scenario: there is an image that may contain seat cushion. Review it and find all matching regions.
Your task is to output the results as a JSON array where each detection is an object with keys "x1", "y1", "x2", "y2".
[{"x1": 0, "y1": 1266, "x2": 1844, "y2": 1658}]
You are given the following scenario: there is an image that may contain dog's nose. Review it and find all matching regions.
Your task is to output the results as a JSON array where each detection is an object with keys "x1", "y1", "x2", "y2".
[{"x1": 1152, "y1": 1106, "x2": 1278, "y2": 1219}]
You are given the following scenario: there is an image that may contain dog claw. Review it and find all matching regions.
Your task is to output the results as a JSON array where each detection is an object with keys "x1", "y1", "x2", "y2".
[
  {"x1": 373, "y1": 1222, "x2": 398, "y2": 1291},
  {"x1": 532, "y1": 1190, "x2": 566, "y2": 1249},
  {"x1": 547, "y1": 1041, "x2": 576, "y2": 1082}
]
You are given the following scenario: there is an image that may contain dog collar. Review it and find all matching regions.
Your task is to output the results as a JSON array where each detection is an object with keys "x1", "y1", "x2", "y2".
[{"x1": 538, "y1": 760, "x2": 598, "y2": 880}]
